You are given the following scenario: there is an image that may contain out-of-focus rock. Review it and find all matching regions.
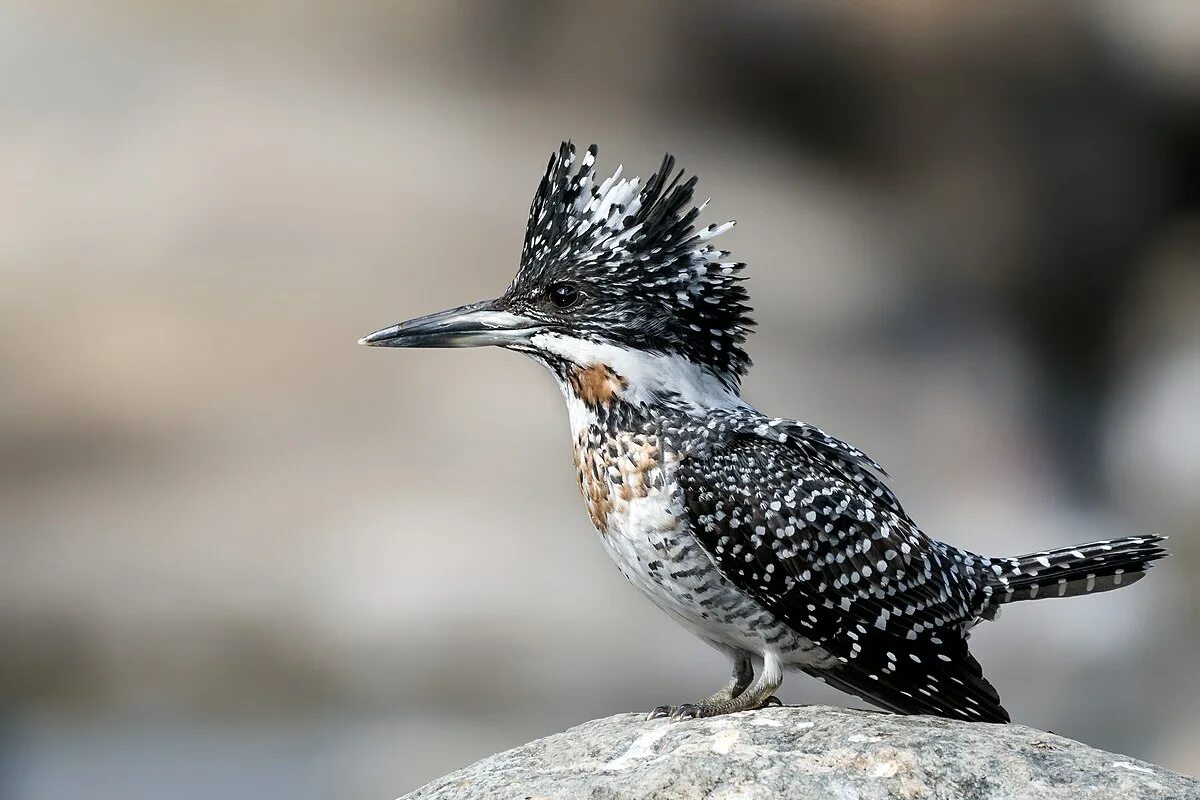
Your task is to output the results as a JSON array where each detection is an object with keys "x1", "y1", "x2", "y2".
[{"x1": 402, "y1": 707, "x2": 1199, "y2": 800}]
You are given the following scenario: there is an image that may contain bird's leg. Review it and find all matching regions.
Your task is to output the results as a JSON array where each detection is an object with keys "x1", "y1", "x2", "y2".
[
  {"x1": 666, "y1": 652, "x2": 783, "y2": 720},
  {"x1": 647, "y1": 652, "x2": 754, "y2": 720},
  {"x1": 698, "y1": 651, "x2": 755, "y2": 705}
]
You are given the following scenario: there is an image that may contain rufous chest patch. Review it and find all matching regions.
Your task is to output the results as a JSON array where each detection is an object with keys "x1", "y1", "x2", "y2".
[{"x1": 574, "y1": 430, "x2": 664, "y2": 532}]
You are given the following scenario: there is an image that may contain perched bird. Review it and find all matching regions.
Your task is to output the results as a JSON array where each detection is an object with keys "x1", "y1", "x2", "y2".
[{"x1": 360, "y1": 142, "x2": 1168, "y2": 723}]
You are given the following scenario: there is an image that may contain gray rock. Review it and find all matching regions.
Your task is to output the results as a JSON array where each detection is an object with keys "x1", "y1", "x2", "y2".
[{"x1": 401, "y1": 706, "x2": 1199, "y2": 799}]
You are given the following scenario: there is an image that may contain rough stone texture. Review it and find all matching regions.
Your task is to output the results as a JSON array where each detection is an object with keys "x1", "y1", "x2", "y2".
[{"x1": 401, "y1": 706, "x2": 1199, "y2": 800}]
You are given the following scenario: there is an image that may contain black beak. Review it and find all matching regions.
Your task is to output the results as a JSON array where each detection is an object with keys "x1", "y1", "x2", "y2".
[{"x1": 358, "y1": 299, "x2": 540, "y2": 349}]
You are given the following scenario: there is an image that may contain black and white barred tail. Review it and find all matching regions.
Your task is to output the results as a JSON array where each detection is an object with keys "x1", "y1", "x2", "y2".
[
  {"x1": 988, "y1": 535, "x2": 1169, "y2": 607},
  {"x1": 807, "y1": 535, "x2": 1167, "y2": 724}
]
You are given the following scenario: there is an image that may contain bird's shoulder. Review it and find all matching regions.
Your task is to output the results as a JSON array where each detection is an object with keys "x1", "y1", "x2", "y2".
[{"x1": 671, "y1": 410, "x2": 902, "y2": 517}]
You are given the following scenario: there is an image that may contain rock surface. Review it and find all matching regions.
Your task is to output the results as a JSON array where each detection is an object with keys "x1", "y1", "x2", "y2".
[{"x1": 401, "y1": 706, "x2": 1198, "y2": 799}]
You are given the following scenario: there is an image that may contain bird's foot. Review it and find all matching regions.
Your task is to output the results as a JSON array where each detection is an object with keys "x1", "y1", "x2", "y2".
[
  {"x1": 645, "y1": 702, "x2": 704, "y2": 722},
  {"x1": 646, "y1": 694, "x2": 782, "y2": 722}
]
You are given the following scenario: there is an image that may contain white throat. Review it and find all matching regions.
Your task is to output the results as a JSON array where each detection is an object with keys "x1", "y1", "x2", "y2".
[{"x1": 528, "y1": 333, "x2": 748, "y2": 425}]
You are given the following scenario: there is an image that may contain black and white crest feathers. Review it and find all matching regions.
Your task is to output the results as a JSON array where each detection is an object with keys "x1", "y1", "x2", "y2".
[{"x1": 507, "y1": 142, "x2": 755, "y2": 388}]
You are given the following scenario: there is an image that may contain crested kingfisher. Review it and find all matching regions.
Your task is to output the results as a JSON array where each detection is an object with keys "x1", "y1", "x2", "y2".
[{"x1": 360, "y1": 142, "x2": 1168, "y2": 723}]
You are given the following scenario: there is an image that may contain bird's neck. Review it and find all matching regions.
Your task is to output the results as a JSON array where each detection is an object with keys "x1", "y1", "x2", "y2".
[{"x1": 526, "y1": 334, "x2": 748, "y2": 438}]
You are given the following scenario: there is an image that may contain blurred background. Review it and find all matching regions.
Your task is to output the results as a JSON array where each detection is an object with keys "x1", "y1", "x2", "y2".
[{"x1": 3, "y1": 2, "x2": 1199, "y2": 797}]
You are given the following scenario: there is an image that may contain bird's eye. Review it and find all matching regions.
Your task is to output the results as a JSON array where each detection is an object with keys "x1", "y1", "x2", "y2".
[{"x1": 548, "y1": 282, "x2": 580, "y2": 309}]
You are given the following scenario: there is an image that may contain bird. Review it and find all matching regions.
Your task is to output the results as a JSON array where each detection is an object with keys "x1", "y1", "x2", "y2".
[{"x1": 359, "y1": 141, "x2": 1169, "y2": 723}]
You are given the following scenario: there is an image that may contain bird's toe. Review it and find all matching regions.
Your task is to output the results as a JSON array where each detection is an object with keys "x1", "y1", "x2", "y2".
[
  {"x1": 668, "y1": 703, "x2": 702, "y2": 721},
  {"x1": 646, "y1": 705, "x2": 673, "y2": 721}
]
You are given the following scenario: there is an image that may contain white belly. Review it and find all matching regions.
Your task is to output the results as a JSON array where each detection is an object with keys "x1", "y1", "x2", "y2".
[{"x1": 597, "y1": 478, "x2": 833, "y2": 667}]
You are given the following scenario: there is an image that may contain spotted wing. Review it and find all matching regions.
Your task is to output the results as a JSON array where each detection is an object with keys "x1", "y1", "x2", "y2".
[{"x1": 677, "y1": 417, "x2": 1009, "y2": 722}]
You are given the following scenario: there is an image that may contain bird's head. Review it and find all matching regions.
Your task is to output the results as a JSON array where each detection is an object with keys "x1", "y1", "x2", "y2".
[{"x1": 360, "y1": 142, "x2": 754, "y2": 406}]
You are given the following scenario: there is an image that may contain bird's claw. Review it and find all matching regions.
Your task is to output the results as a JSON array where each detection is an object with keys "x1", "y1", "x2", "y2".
[
  {"x1": 669, "y1": 703, "x2": 702, "y2": 721},
  {"x1": 646, "y1": 705, "x2": 673, "y2": 720},
  {"x1": 647, "y1": 702, "x2": 704, "y2": 722},
  {"x1": 761, "y1": 695, "x2": 783, "y2": 708}
]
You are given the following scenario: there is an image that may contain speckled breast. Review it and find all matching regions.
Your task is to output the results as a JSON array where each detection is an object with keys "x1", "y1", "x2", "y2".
[
  {"x1": 573, "y1": 428, "x2": 669, "y2": 533},
  {"x1": 570, "y1": 415, "x2": 835, "y2": 664}
]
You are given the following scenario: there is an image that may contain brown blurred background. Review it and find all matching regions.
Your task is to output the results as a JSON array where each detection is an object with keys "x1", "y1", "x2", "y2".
[{"x1": 3, "y1": 2, "x2": 1199, "y2": 797}]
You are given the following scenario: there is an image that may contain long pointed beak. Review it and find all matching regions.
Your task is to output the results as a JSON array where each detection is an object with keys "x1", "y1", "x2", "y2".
[{"x1": 358, "y1": 299, "x2": 540, "y2": 349}]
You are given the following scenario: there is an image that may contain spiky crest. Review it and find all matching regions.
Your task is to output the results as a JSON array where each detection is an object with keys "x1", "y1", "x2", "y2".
[{"x1": 505, "y1": 141, "x2": 755, "y2": 389}]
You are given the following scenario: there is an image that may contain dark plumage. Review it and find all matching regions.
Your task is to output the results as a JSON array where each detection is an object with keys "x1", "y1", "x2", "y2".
[{"x1": 671, "y1": 409, "x2": 1167, "y2": 722}]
